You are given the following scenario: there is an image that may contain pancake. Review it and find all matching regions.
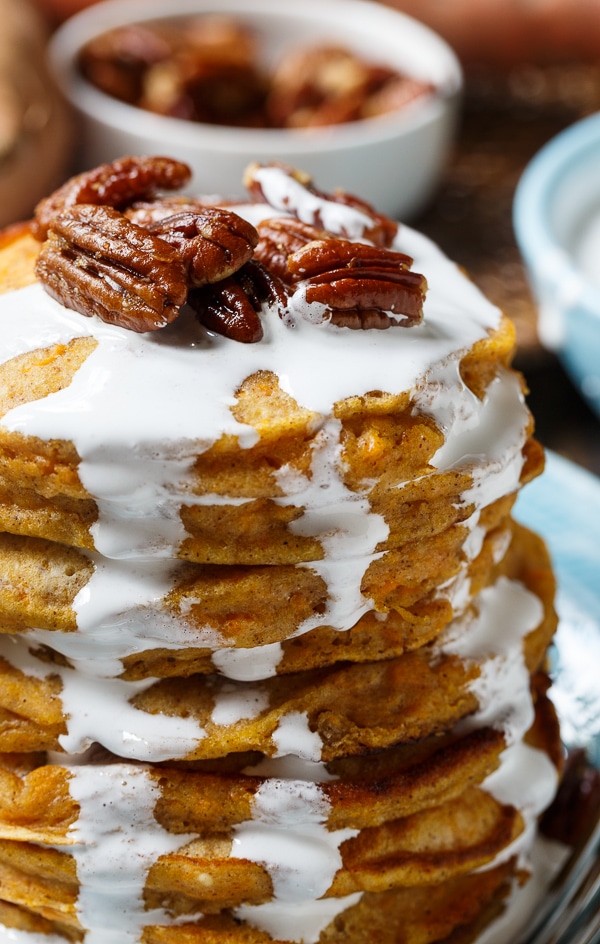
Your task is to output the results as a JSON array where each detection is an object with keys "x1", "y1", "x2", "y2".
[
  {"x1": 0, "y1": 679, "x2": 560, "y2": 930},
  {"x1": 0, "y1": 521, "x2": 556, "y2": 761},
  {"x1": 0, "y1": 861, "x2": 518, "y2": 944},
  {"x1": 0, "y1": 506, "x2": 522, "y2": 679}
]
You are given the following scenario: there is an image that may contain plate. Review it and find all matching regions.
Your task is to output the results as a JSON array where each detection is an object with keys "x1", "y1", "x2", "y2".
[{"x1": 515, "y1": 450, "x2": 600, "y2": 765}]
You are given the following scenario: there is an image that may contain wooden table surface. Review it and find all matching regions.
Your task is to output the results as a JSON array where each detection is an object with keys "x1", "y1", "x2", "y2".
[{"x1": 413, "y1": 61, "x2": 600, "y2": 478}]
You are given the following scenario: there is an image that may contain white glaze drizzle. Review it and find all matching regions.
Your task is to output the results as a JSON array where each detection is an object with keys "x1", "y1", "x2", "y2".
[
  {"x1": 438, "y1": 575, "x2": 561, "y2": 880},
  {"x1": 0, "y1": 634, "x2": 205, "y2": 761},
  {"x1": 230, "y1": 716, "x2": 359, "y2": 942},
  {"x1": 481, "y1": 741, "x2": 559, "y2": 863},
  {"x1": 210, "y1": 682, "x2": 269, "y2": 726},
  {"x1": 272, "y1": 710, "x2": 324, "y2": 761},
  {"x1": 438, "y1": 576, "x2": 544, "y2": 744},
  {"x1": 234, "y1": 895, "x2": 363, "y2": 944},
  {"x1": 249, "y1": 165, "x2": 377, "y2": 238},
  {"x1": 231, "y1": 778, "x2": 357, "y2": 900},
  {"x1": 64, "y1": 762, "x2": 193, "y2": 943}
]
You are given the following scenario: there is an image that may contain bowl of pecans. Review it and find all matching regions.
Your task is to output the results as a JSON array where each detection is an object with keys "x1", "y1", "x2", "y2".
[{"x1": 47, "y1": 0, "x2": 462, "y2": 220}]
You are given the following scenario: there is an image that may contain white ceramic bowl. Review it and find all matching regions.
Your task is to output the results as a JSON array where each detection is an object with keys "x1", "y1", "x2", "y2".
[
  {"x1": 514, "y1": 112, "x2": 600, "y2": 421},
  {"x1": 48, "y1": 0, "x2": 462, "y2": 219}
]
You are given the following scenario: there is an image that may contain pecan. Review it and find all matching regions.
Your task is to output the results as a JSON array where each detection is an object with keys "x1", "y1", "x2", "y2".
[
  {"x1": 243, "y1": 161, "x2": 398, "y2": 247},
  {"x1": 266, "y1": 45, "x2": 433, "y2": 129},
  {"x1": 289, "y1": 238, "x2": 426, "y2": 329},
  {"x1": 362, "y1": 75, "x2": 435, "y2": 119},
  {"x1": 79, "y1": 15, "x2": 434, "y2": 133},
  {"x1": 266, "y1": 44, "x2": 398, "y2": 129},
  {"x1": 190, "y1": 277, "x2": 262, "y2": 343},
  {"x1": 143, "y1": 207, "x2": 258, "y2": 287},
  {"x1": 287, "y1": 238, "x2": 414, "y2": 279},
  {"x1": 190, "y1": 258, "x2": 288, "y2": 342},
  {"x1": 329, "y1": 309, "x2": 405, "y2": 330},
  {"x1": 139, "y1": 16, "x2": 268, "y2": 126},
  {"x1": 78, "y1": 24, "x2": 173, "y2": 106},
  {"x1": 321, "y1": 191, "x2": 398, "y2": 248},
  {"x1": 35, "y1": 204, "x2": 188, "y2": 332},
  {"x1": 254, "y1": 217, "x2": 328, "y2": 283},
  {"x1": 242, "y1": 258, "x2": 290, "y2": 314},
  {"x1": 125, "y1": 195, "x2": 219, "y2": 226},
  {"x1": 32, "y1": 155, "x2": 192, "y2": 241}
]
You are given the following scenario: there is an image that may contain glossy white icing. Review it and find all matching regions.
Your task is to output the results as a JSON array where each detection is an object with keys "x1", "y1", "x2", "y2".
[
  {"x1": 231, "y1": 778, "x2": 358, "y2": 901},
  {"x1": 440, "y1": 576, "x2": 544, "y2": 744},
  {"x1": 65, "y1": 763, "x2": 192, "y2": 943},
  {"x1": 234, "y1": 895, "x2": 363, "y2": 944}
]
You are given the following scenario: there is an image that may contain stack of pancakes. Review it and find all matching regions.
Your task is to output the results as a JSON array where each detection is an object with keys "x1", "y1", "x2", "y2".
[{"x1": 0, "y1": 161, "x2": 561, "y2": 944}]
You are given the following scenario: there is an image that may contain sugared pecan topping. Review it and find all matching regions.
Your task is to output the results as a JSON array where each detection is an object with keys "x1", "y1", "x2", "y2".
[
  {"x1": 192, "y1": 277, "x2": 262, "y2": 343},
  {"x1": 240, "y1": 258, "x2": 290, "y2": 314},
  {"x1": 33, "y1": 156, "x2": 427, "y2": 342},
  {"x1": 32, "y1": 155, "x2": 192, "y2": 240},
  {"x1": 144, "y1": 207, "x2": 258, "y2": 287},
  {"x1": 289, "y1": 238, "x2": 426, "y2": 329},
  {"x1": 32, "y1": 158, "x2": 263, "y2": 342},
  {"x1": 254, "y1": 223, "x2": 425, "y2": 328},
  {"x1": 190, "y1": 258, "x2": 288, "y2": 342},
  {"x1": 243, "y1": 161, "x2": 398, "y2": 247},
  {"x1": 35, "y1": 204, "x2": 188, "y2": 332}
]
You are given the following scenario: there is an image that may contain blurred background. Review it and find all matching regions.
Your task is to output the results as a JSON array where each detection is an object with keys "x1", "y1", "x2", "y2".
[{"x1": 5, "y1": 0, "x2": 600, "y2": 476}]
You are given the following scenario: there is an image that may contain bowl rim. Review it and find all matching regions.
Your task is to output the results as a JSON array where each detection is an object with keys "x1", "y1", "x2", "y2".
[
  {"x1": 513, "y1": 110, "x2": 600, "y2": 319},
  {"x1": 48, "y1": 0, "x2": 463, "y2": 154}
]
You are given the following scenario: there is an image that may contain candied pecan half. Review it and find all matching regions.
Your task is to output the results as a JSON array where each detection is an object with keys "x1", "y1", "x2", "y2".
[
  {"x1": 362, "y1": 75, "x2": 435, "y2": 119},
  {"x1": 190, "y1": 278, "x2": 261, "y2": 343},
  {"x1": 254, "y1": 217, "x2": 328, "y2": 283},
  {"x1": 125, "y1": 195, "x2": 220, "y2": 226},
  {"x1": 35, "y1": 204, "x2": 188, "y2": 332},
  {"x1": 266, "y1": 44, "x2": 399, "y2": 129},
  {"x1": 288, "y1": 238, "x2": 426, "y2": 329},
  {"x1": 32, "y1": 155, "x2": 192, "y2": 241},
  {"x1": 140, "y1": 16, "x2": 268, "y2": 126},
  {"x1": 190, "y1": 258, "x2": 288, "y2": 342},
  {"x1": 143, "y1": 207, "x2": 258, "y2": 287},
  {"x1": 287, "y1": 238, "x2": 414, "y2": 279},
  {"x1": 243, "y1": 161, "x2": 398, "y2": 247},
  {"x1": 78, "y1": 24, "x2": 173, "y2": 106}
]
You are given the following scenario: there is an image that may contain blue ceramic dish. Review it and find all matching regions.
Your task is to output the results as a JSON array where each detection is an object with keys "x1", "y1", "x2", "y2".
[{"x1": 514, "y1": 112, "x2": 600, "y2": 420}]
